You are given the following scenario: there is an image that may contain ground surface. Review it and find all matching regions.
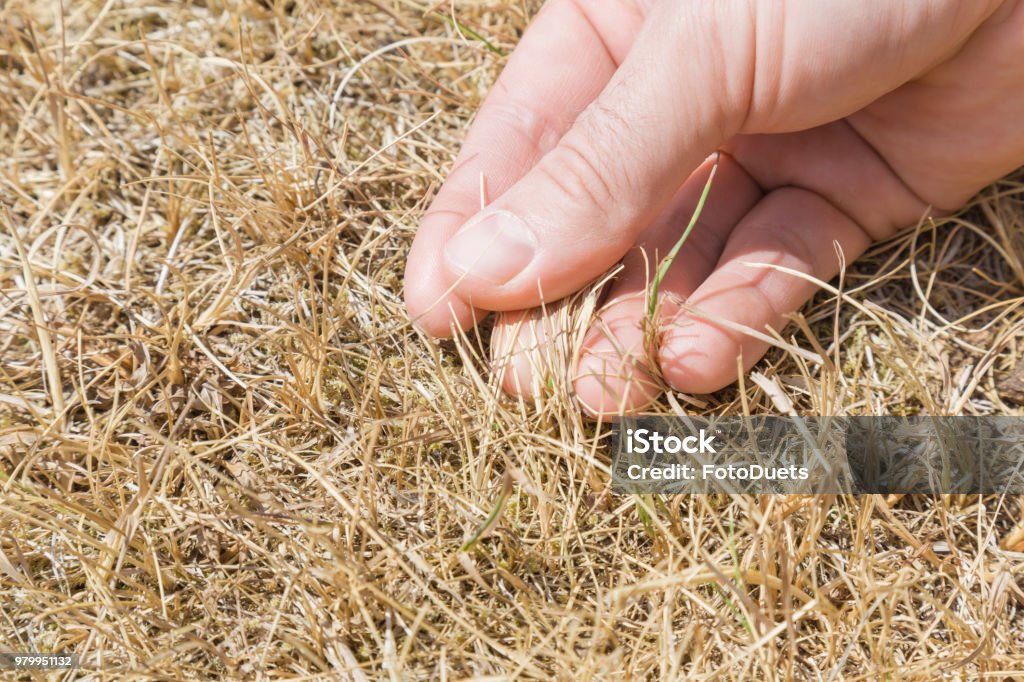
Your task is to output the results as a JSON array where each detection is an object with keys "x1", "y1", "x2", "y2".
[{"x1": 2, "y1": 1, "x2": 1024, "y2": 680}]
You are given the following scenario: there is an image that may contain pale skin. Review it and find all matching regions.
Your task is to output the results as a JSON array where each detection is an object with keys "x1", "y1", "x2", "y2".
[{"x1": 404, "y1": 0, "x2": 1024, "y2": 419}]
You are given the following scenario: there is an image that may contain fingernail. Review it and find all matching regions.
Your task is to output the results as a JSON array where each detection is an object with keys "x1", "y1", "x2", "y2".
[{"x1": 444, "y1": 210, "x2": 537, "y2": 285}]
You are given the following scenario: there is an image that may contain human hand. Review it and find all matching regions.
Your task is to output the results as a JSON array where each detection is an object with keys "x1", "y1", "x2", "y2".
[{"x1": 403, "y1": 0, "x2": 1024, "y2": 419}]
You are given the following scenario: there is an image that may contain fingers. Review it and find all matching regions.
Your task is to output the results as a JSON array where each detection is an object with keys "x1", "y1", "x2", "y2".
[
  {"x1": 492, "y1": 173, "x2": 881, "y2": 417},
  {"x1": 571, "y1": 155, "x2": 762, "y2": 418},
  {"x1": 659, "y1": 187, "x2": 871, "y2": 394},
  {"x1": 722, "y1": 123, "x2": 929, "y2": 241},
  {"x1": 489, "y1": 155, "x2": 763, "y2": 411},
  {"x1": 404, "y1": 0, "x2": 647, "y2": 336},
  {"x1": 441, "y1": 1, "x2": 754, "y2": 311}
]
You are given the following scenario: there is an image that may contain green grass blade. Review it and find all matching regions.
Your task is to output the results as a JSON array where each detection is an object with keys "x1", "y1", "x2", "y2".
[
  {"x1": 460, "y1": 474, "x2": 513, "y2": 551},
  {"x1": 647, "y1": 155, "x2": 720, "y2": 319},
  {"x1": 433, "y1": 12, "x2": 504, "y2": 55}
]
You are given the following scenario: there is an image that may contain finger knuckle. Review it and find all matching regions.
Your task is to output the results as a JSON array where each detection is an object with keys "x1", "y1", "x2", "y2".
[
  {"x1": 478, "y1": 101, "x2": 565, "y2": 157},
  {"x1": 539, "y1": 137, "x2": 621, "y2": 219}
]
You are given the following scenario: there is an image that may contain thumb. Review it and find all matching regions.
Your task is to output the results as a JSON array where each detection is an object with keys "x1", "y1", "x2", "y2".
[{"x1": 441, "y1": 1, "x2": 753, "y2": 311}]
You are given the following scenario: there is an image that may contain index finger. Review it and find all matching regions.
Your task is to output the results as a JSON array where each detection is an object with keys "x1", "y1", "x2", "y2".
[{"x1": 404, "y1": 0, "x2": 648, "y2": 335}]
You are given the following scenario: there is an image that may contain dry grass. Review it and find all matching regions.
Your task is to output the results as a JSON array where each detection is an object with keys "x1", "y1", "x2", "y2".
[{"x1": 2, "y1": 1, "x2": 1024, "y2": 679}]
